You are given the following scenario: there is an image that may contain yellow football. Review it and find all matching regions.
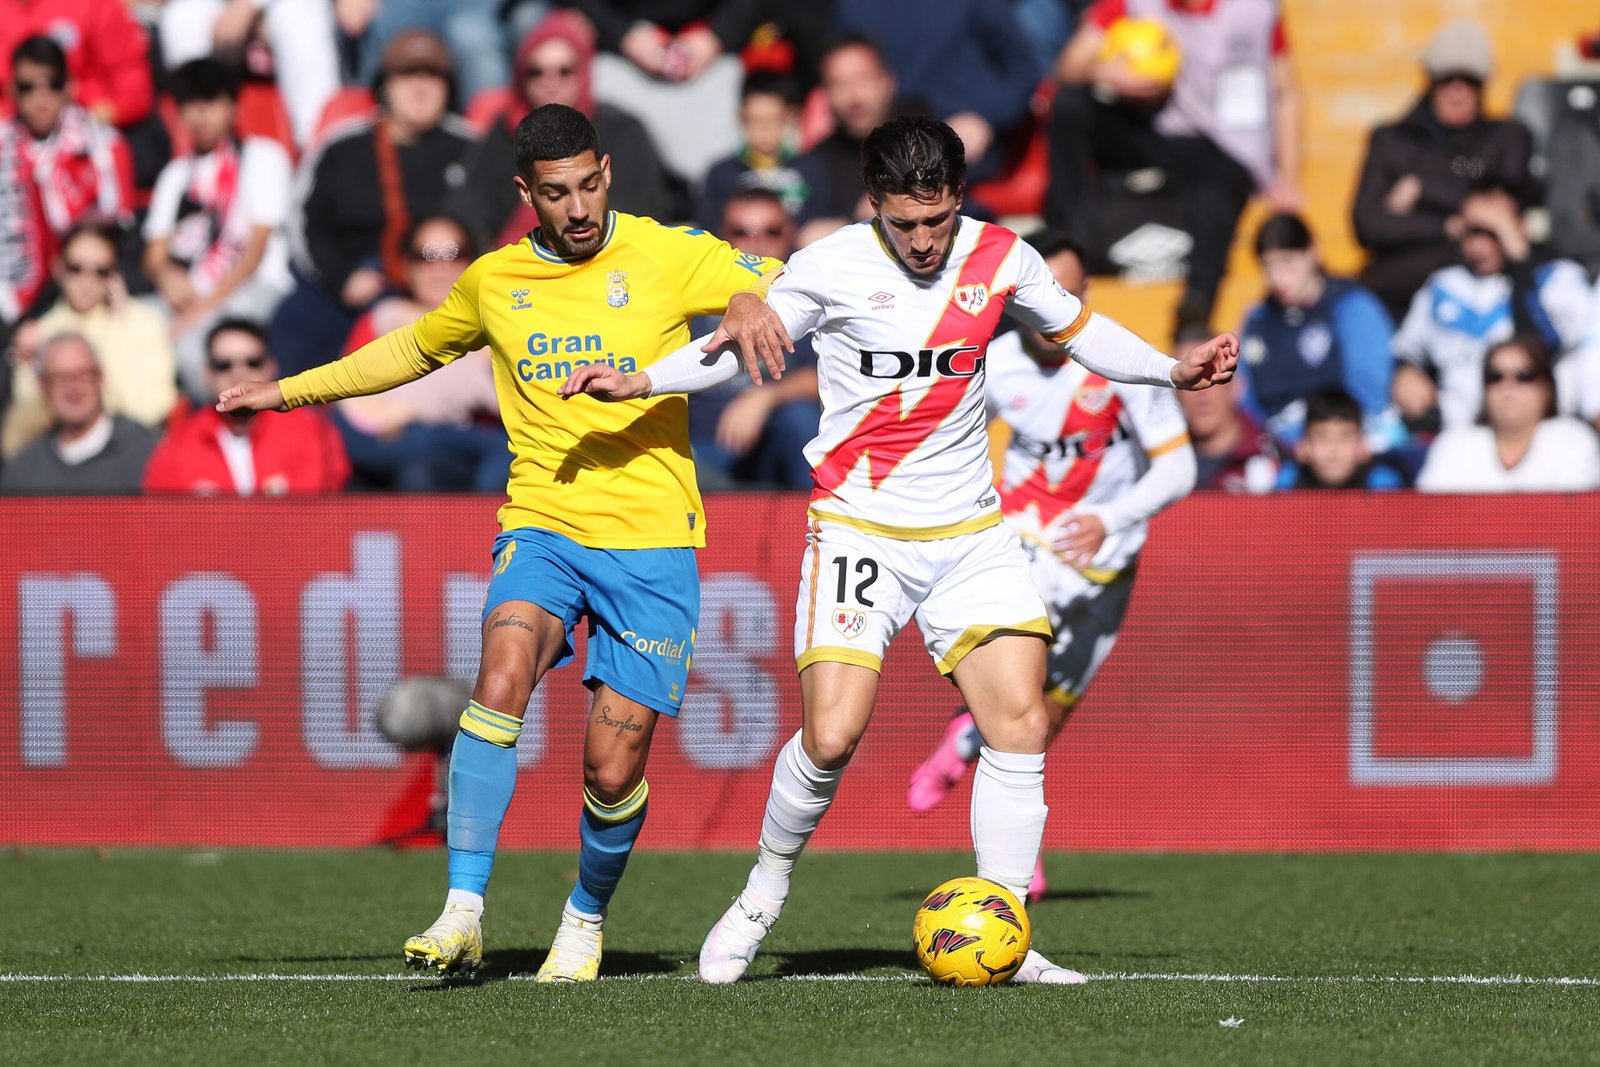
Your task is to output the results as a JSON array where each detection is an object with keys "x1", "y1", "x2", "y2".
[{"x1": 912, "y1": 877, "x2": 1032, "y2": 986}]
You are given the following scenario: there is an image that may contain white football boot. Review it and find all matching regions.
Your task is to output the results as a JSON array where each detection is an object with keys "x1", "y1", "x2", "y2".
[
  {"x1": 1013, "y1": 948, "x2": 1088, "y2": 985},
  {"x1": 698, "y1": 890, "x2": 783, "y2": 984}
]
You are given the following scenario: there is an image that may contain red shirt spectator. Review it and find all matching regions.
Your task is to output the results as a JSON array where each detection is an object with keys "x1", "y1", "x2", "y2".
[
  {"x1": 0, "y1": 0, "x2": 154, "y2": 127},
  {"x1": 142, "y1": 317, "x2": 350, "y2": 495},
  {"x1": 143, "y1": 403, "x2": 350, "y2": 496}
]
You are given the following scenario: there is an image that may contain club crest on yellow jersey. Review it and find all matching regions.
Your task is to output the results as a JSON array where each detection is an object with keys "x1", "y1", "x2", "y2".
[
  {"x1": 606, "y1": 270, "x2": 630, "y2": 308},
  {"x1": 954, "y1": 283, "x2": 989, "y2": 316}
]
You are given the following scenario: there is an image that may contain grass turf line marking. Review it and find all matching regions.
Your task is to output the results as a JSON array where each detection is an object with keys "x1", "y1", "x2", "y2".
[{"x1": 4, "y1": 972, "x2": 1600, "y2": 986}]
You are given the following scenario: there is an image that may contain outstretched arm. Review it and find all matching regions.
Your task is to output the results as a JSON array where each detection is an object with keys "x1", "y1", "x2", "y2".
[
  {"x1": 218, "y1": 323, "x2": 441, "y2": 413},
  {"x1": 558, "y1": 333, "x2": 744, "y2": 402},
  {"x1": 1063, "y1": 314, "x2": 1239, "y2": 390}
]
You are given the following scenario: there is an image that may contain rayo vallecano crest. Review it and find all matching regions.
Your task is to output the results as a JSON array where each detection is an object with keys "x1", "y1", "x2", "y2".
[
  {"x1": 606, "y1": 270, "x2": 629, "y2": 308},
  {"x1": 953, "y1": 283, "x2": 989, "y2": 316},
  {"x1": 832, "y1": 608, "x2": 867, "y2": 640}
]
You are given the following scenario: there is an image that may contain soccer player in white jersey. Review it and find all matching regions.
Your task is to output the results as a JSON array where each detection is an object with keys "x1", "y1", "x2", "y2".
[
  {"x1": 906, "y1": 230, "x2": 1198, "y2": 904},
  {"x1": 560, "y1": 117, "x2": 1237, "y2": 984}
]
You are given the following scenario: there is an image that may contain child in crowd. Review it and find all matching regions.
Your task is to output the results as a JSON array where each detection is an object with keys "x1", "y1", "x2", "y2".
[{"x1": 1276, "y1": 388, "x2": 1408, "y2": 490}]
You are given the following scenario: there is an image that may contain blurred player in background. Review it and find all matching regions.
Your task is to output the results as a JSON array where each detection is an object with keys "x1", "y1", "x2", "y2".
[
  {"x1": 904, "y1": 230, "x2": 1198, "y2": 903},
  {"x1": 562, "y1": 117, "x2": 1236, "y2": 984},
  {"x1": 218, "y1": 104, "x2": 788, "y2": 982}
]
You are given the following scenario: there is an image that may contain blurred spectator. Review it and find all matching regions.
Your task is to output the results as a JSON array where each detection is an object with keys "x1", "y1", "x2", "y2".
[
  {"x1": 339, "y1": 0, "x2": 513, "y2": 105},
  {"x1": 1546, "y1": 108, "x2": 1600, "y2": 278},
  {"x1": 833, "y1": 0, "x2": 1040, "y2": 179},
  {"x1": 144, "y1": 318, "x2": 350, "y2": 495},
  {"x1": 695, "y1": 70, "x2": 807, "y2": 230},
  {"x1": 143, "y1": 59, "x2": 294, "y2": 402},
  {"x1": 0, "y1": 0, "x2": 153, "y2": 129},
  {"x1": 1, "y1": 333, "x2": 156, "y2": 494},
  {"x1": 690, "y1": 189, "x2": 819, "y2": 490},
  {"x1": 1391, "y1": 185, "x2": 1592, "y2": 433},
  {"x1": 0, "y1": 36, "x2": 133, "y2": 330},
  {"x1": 1417, "y1": 336, "x2": 1600, "y2": 492},
  {"x1": 1273, "y1": 388, "x2": 1407, "y2": 490},
  {"x1": 159, "y1": 0, "x2": 340, "y2": 149},
  {"x1": 1047, "y1": 0, "x2": 1301, "y2": 331},
  {"x1": 1352, "y1": 20, "x2": 1533, "y2": 322},
  {"x1": 793, "y1": 34, "x2": 931, "y2": 247},
  {"x1": 275, "y1": 29, "x2": 475, "y2": 376},
  {"x1": 4, "y1": 222, "x2": 176, "y2": 458},
  {"x1": 1177, "y1": 326, "x2": 1278, "y2": 491},
  {"x1": 332, "y1": 215, "x2": 509, "y2": 491},
  {"x1": 1238, "y1": 212, "x2": 1398, "y2": 451},
  {"x1": 580, "y1": 0, "x2": 762, "y2": 185},
  {"x1": 1010, "y1": 0, "x2": 1085, "y2": 77},
  {"x1": 450, "y1": 10, "x2": 673, "y2": 249}
]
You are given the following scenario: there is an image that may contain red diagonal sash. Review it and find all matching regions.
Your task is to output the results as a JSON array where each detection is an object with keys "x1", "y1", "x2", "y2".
[{"x1": 812, "y1": 224, "x2": 1018, "y2": 502}]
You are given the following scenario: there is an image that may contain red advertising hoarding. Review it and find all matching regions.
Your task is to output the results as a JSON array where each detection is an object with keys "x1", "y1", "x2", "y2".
[{"x1": 3, "y1": 494, "x2": 1598, "y2": 850}]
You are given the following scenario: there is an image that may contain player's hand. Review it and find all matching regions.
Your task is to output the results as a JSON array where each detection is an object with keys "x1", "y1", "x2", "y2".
[
  {"x1": 715, "y1": 388, "x2": 776, "y2": 456},
  {"x1": 1171, "y1": 332, "x2": 1238, "y2": 390},
  {"x1": 706, "y1": 291, "x2": 792, "y2": 385},
  {"x1": 216, "y1": 380, "x2": 287, "y2": 413},
  {"x1": 1049, "y1": 512, "x2": 1107, "y2": 569},
  {"x1": 558, "y1": 363, "x2": 651, "y2": 401}
]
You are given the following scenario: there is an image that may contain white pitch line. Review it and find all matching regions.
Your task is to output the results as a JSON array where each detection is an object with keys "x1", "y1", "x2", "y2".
[{"x1": 2, "y1": 972, "x2": 1599, "y2": 987}]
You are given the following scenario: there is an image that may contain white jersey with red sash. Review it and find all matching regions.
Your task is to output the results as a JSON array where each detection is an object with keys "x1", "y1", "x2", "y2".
[
  {"x1": 764, "y1": 217, "x2": 1091, "y2": 537},
  {"x1": 986, "y1": 331, "x2": 1190, "y2": 574}
]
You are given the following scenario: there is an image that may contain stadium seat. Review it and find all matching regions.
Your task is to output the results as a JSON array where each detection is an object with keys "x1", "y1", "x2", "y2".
[
  {"x1": 236, "y1": 81, "x2": 297, "y2": 157},
  {"x1": 1513, "y1": 76, "x2": 1600, "y2": 187},
  {"x1": 465, "y1": 86, "x2": 516, "y2": 132},
  {"x1": 309, "y1": 86, "x2": 378, "y2": 148},
  {"x1": 968, "y1": 81, "x2": 1056, "y2": 220}
]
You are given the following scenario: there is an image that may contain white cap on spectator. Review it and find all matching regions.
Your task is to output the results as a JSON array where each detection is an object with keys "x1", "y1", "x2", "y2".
[{"x1": 1422, "y1": 20, "x2": 1494, "y2": 83}]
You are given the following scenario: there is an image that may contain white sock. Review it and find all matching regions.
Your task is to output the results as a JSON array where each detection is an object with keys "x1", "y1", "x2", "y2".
[
  {"x1": 746, "y1": 731, "x2": 844, "y2": 905},
  {"x1": 445, "y1": 888, "x2": 484, "y2": 915},
  {"x1": 971, "y1": 746, "x2": 1047, "y2": 902}
]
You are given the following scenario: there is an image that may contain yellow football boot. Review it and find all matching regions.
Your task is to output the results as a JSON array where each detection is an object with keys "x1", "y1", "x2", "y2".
[
  {"x1": 403, "y1": 904, "x2": 483, "y2": 976},
  {"x1": 534, "y1": 907, "x2": 604, "y2": 982}
]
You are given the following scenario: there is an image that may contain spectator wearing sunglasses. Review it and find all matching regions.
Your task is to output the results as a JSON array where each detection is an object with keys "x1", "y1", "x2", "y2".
[
  {"x1": 143, "y1": 318, "x2": 350, "y2": 495},
  {"x1": 0, "y1": 36, "x2": 134, "y2": 332},
  {"x1": 1416, "y1": 336, "x2": 1600, "y2": 492},
  {"x1": 4, "y1": 222, "x2": 175, "y2": 459},
  {"x1": 143, "y1": 59, "x2": 295, "y2": 403},
  {"x1": 687, "y1": 188, "x2": 819, "y2": 491},
  {"x1": 330, "y1": 215, "x2": 508, "y2": 491},
  {"x1": 0, "y1": 333, "x2": 156, "y2": 495},
  {"x1": 1390, "y1": 183, "x2": 1593, "y2": 437},
  {"x1": 0, "y1": 0, "x2": 154, "y2": 131},
  {"x1": 450, "y1": 11, "x2": 673, "y2": 251}
]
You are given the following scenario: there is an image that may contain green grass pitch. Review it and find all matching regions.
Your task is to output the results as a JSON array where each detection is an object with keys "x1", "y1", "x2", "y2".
[{"x1": 5, "y1": 850, "x2": 1600, "y2": 1065}]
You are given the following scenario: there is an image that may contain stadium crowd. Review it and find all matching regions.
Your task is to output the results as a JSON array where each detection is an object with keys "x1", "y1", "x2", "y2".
[{"x1": 2, "y1": 0, "x2": 1600, "y2": 496}]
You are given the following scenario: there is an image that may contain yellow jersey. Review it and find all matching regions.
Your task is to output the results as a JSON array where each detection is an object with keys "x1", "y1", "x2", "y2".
[{"x1": 280, "y1": 211, "x2": 781, "y2": 548}]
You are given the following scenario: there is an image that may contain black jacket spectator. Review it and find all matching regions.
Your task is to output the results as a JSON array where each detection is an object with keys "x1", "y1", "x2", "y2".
[{"x1": 292, "y1": 116, "x2": 477, "y2": 299}]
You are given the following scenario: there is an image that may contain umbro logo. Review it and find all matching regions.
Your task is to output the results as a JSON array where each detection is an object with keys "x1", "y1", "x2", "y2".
[{"x1": 869, "y1": 290, "x2": 895, "y2": 309}]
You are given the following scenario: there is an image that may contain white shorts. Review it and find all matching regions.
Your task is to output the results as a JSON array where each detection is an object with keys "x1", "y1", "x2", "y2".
[
  {"x1": 793, "y1": 516, "x2": 1051, "y2": 676},
  {"x1": 1013, "y1": 529, "x2": 1137, "y2": 706}
]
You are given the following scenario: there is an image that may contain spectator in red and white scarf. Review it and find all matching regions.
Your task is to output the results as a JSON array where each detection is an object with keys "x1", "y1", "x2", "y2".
[
  {"x1": 143, "y1": 58, "x2": 293, "y2": 401},
  {"x1": 0, "y1": 35, "x2": 133, "y2": 326}
]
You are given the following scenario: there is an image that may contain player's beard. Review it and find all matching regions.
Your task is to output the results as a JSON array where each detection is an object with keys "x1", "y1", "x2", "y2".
[{"x1": 548, "y1": 223, "x2": 605, "y2": 258}]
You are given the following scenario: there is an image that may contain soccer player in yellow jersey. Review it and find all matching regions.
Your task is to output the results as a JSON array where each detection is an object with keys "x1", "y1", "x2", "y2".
[{"x1": 218, "y1": 104, "x2": 789, "y2": 982}]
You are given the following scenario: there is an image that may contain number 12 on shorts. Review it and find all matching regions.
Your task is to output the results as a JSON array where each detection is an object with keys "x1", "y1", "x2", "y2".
[{"x1": 832, "y1": 555, "x2": 879, "y2": 607}]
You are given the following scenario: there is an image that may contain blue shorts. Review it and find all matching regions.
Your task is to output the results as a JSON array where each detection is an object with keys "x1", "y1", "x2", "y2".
[{"x1": 484, "y1": 528, "x2": 698, "y2": 715}]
